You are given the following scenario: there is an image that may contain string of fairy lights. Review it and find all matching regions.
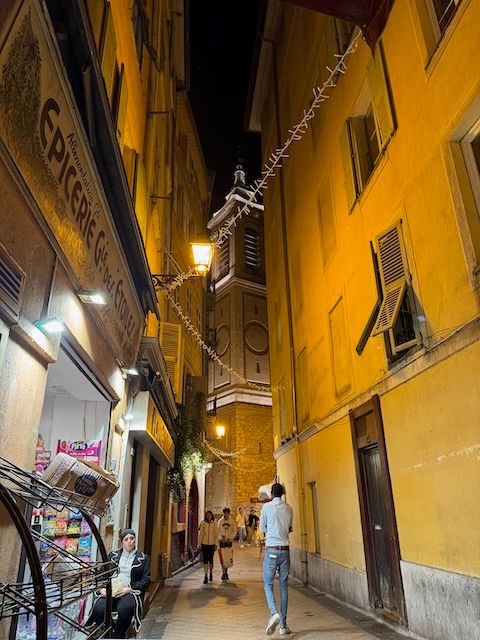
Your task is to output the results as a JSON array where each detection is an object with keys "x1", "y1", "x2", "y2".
[{"x1": 163, "y1": 29, "x2": 362, "y2": 392}]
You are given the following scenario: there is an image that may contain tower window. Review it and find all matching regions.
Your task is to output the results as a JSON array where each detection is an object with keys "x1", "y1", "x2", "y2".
[
  {"x1": 244, "y1": 228, "x2": 261, "y2": 274},
  {"x1": 218, "y1": 238, "x2": 229, "y2": 278}
]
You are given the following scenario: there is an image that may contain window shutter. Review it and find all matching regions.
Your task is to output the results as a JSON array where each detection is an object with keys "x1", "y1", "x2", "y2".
[
  {"x1": 367, "y1": 46, "x2": 395, "y2": 148},
  {"x1": 340, "y1": 123, "x2": 357, "y2": 210},
  {"x1": 100, "y1": 3, "x2": 117, "y2": 102},
  {"x1": 371, "y1": 222, "x2": 409, "y2": 336},
  {"x1": 0, "y1": 243, "x2": 25, "y2": 322},
  {"x1": 159, "y1": 322, "x2": 183, "y2": 400},
  {"x1": 116, "y1": 64, "x2": 128, "y2": 147}
]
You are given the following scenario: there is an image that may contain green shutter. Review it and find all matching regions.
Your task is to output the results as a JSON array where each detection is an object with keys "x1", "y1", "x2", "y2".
[
  {"x1": 116, "y1": 64, "x2": 128, "y2": 147},
  {"x1": 367, "y1": 46, "x2": 395, "y2": 148},
  {"x1": 100, "y1": 3, "x2": 117, "y2": 102},
  {"x1": 340, "y1": 123, "x2": 357, "y2": 210}
]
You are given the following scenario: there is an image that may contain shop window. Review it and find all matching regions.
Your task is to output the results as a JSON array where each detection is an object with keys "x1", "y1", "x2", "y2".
[
  {"x1": 244, "y1": 228, "x2": 261, "y2": 274},
  {"x1": 358, "y1": 222, "x2": 421, "y2": 361},
  {"x1": 341, "y1": 44, "x2": 395, "y2": 209}
]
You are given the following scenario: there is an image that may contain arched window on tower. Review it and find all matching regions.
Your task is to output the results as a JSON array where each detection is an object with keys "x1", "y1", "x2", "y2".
[
  {"x1": 218, "y1": 238, "x2": 229, "y2": 278},
  {"x1": 244, "y1": 228, "x2": 261, "y2": 275}
]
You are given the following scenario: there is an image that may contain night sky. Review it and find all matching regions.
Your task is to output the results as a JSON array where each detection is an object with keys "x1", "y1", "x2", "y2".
[{"x1": 188, "y1": 1, "x2": 262, "y2": 213}]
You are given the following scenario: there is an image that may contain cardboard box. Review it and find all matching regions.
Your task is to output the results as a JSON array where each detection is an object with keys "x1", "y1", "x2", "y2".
[{"x1": 42, "y1": 453, "x2": 119, "y2": 516}]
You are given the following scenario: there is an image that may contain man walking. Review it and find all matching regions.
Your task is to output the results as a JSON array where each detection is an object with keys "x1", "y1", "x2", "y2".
[{"x1": 260, "y1": 483, "x2": 293, "y2": 636}]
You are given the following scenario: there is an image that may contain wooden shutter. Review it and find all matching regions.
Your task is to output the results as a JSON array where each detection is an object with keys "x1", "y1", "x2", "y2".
[
  {"x1": 340, "y1": 123, "x2": 357, "y2": 210},
  {"x1": 371, "y1": 222, "x2": 409, "y2": 336},
  {"x1": 100, "y1": 2, "x2": 117, "y2": 102},
  {"x1": 116, "y1": 64, "x2": 128, "y2": 147},
  {"x1": 367, "y1": 45, "x2": 395, "y2": 148},
  {"x1": 159, "y1": 322, "x2": 183, "y2": 400}
]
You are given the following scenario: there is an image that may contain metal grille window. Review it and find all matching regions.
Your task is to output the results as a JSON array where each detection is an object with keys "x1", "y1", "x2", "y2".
[
  {"x1": 244, "y1": 228, "x2": 261, "y2": 274},
  {"x1": 0, "y1": 243, "x2": 25, "y2": 322}
]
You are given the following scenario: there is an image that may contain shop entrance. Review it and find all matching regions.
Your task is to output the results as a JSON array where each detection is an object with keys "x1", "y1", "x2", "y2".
[{"x1": 13, "y1": 344, "x2": 113, "y2": 640}]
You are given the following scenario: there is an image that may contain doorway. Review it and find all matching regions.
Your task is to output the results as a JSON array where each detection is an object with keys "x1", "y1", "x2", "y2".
[{"x1": 349, "y1": 395, "x2": 407, "y2": 626}]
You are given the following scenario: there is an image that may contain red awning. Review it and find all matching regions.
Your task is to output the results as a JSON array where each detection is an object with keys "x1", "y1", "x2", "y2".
[{"x1": 283, "y1": 0, "x2": 395, "y2": 50}]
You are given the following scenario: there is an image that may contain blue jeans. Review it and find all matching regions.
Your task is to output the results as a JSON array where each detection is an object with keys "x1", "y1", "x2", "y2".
[
  {"x1": 238, "y1": 527, "x2": 246, "y2": 544},
  {"x1": 263, "y1": 549, "x2": 290, "y2": 627}
]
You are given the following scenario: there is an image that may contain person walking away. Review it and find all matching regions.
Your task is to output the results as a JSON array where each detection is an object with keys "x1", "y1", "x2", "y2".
[
  {"x1": 247, "y1": 508, "x2": 260, "y2": 546},
  {"x1": 86, "y1": 529, "x2": 150, "y2": 638},
  {"x1": 198, "y1": 510, "x2": 217, "y2": 583},
  {"x1": 217, "y1": 507, "x2": 237, "y2": 580},
  {"x1": 260, "y1": 483, "x2": 293, "y2": 636},
  {"x1": 236, "y1": 507, "x2": 247, "y2": 547}
]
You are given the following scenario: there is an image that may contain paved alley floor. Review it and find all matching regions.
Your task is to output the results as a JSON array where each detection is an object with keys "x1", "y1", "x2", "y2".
[{"x1": 138, "y1": 546, "x2": 416, "y2": 640}]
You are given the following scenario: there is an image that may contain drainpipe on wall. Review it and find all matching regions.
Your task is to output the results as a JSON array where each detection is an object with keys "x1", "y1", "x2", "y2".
[{"x1": 261, "y1": 34, "x2": 309, "y2": 586}]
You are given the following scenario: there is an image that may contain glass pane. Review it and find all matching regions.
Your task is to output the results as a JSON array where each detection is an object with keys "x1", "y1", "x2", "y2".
[
  {"x1": 433, "y1": 0, "x2": 460, "y2": 33},
  {"x1": 392, "y1": 291, "x2": 416, "y2": 348}
]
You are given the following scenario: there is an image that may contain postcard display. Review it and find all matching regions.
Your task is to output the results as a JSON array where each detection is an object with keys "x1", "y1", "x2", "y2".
[{"x1": 0, "y1": 452, "x2": 117, "y2": 640}]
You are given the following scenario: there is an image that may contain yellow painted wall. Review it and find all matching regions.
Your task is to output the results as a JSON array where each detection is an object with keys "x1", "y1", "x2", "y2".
[
  {"x1": 301, "y1": 421, "x2": 366, "y2": 570},
  {"x1": 262, "y1": 0, "x2": 480, "y2": 583},
  {"x1": 383, "y1": 339, "x2": 480, "y2": 576}
]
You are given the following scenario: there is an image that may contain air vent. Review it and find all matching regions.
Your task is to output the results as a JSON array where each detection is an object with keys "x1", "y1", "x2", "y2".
[{"x1": 0, "y1": 243, "x2": 25, "y2": 321}]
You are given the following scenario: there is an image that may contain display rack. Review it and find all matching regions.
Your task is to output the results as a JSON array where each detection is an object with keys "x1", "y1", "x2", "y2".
[{"x1": 0, "y1": 457, "x2": 114, "y2": 640}]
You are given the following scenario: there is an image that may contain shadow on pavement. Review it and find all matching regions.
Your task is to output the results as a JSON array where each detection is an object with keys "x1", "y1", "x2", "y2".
[{"x1": 186, "y1": 581, "x2": 248, "y2": 608}]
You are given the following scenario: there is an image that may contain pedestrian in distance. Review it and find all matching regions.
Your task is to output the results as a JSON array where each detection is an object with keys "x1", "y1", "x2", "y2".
[
  {"x1": 86, "y1": 528, "x2": 150, "y2": 639},
  {"x1": 260, "y1": 483, "x2": 293, "y2": 636},
  {"x1": 236, "y1": 506, "x2": 247, "y2": 547},
  {"x1": 198, "y1": 510, "x2": 217, "y2": 584},
  {"x1": 217, "y1": 506, "x2": 237, "y2": 580},
  {"x1": 247, "y1": 507, "x2": 260, "y2": 546}
]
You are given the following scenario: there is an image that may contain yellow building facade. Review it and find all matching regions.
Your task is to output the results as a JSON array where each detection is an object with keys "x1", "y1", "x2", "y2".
[{"x1": 247, "y1": 1, "x2": 480, "y2": 638}]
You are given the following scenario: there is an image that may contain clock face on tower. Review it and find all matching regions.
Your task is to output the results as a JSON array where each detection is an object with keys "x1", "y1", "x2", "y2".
[
  {"x1": 216, "y1": 324, "x2": 230, "y2": 356},
  {"x1": 244, "y1": 321, "x2": 269, "y2": 355}
]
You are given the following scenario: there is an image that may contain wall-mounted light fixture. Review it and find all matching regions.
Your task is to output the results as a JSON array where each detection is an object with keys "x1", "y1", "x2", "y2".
[
  {"x1": 151, "y1": 241, "x2": 213, "y2": 289},
  {"x1": 215, "y1": 424, "x2": 225, "y2": 439},
  {"x1": 122, "y1": 367, "x2": 139, "y2": 378},
  {"x1": 77, "y1": 290, "x2": 107, "y2": 305},
  {"x1": 35, "y1": 317, "x2": 65, "y2": 334}
]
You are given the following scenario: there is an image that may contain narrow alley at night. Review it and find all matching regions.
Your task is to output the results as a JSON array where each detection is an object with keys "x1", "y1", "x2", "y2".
[{"x1": 0, "y1": 0, "x2": 479, "y2": 639}]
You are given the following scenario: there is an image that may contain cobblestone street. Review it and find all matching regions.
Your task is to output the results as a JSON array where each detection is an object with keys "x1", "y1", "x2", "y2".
[{"x1": 138, "y1": 547, "x2": 415, "y2": 640}]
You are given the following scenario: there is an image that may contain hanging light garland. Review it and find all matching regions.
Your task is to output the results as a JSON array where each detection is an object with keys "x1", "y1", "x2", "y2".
[{"x1": 163, "y1": 30, "x2": 362, "y2": 390}]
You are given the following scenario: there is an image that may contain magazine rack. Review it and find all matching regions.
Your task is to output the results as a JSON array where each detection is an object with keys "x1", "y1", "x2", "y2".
[{"x1": 0, "y1": 457, "x2": 114, "y2": 640}]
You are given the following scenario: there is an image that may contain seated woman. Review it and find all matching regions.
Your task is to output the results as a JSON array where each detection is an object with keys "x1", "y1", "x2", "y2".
[{"x1": 87, "y1": 528, "x2": 150, "y2": 639}]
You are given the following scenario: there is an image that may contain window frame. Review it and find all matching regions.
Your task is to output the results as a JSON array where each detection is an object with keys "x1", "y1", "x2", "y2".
[{"x1": 425, "y1": 0, "x2": 463, "y2": 41}]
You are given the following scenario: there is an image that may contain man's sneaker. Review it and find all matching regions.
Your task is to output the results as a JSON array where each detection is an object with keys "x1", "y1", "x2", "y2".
[
  {"x1": 203, "y1": 575, "x2": 208, "y2": 584},
  {"x1": 265, "y1": 613, "x2": 280, "y2": 635},
  {"x1": 279, "y1": 626, "x2": 292, "y2": 635}
]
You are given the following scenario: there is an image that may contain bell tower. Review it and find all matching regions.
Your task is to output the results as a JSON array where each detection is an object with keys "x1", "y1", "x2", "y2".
[{"x1": 205, "y1": 165, "x2": 275, "y2": 513}]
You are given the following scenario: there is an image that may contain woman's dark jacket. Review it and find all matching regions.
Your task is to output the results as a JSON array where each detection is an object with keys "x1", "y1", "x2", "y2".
[{"x1": 108, "y1": 548, "x2": 150, "y2": 631}]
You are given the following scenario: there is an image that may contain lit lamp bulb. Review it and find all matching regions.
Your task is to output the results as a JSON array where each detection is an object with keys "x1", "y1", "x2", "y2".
[
  {"x1": 215, "y1": 425, "x2": 225, "y2": 439},
  {"x1": 191, "y1": 242, "x2": 213, "y2": 276}
]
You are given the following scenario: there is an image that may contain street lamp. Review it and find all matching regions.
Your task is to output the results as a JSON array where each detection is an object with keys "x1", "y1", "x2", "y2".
[{"x1": 151, "y1": 241, "x2": 213, "y2": 289}]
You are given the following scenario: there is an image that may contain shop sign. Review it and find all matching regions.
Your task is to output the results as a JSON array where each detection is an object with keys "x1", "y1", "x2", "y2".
[
  {"x1": 57, "y1": 439, "x2": 101, "y2": 465},
  {"x1": 147, "y1": 402, "x2": 174, "y2": 466},
  {"x1": 0, "y1": 0, "x2": 144, "y2": 364}
]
